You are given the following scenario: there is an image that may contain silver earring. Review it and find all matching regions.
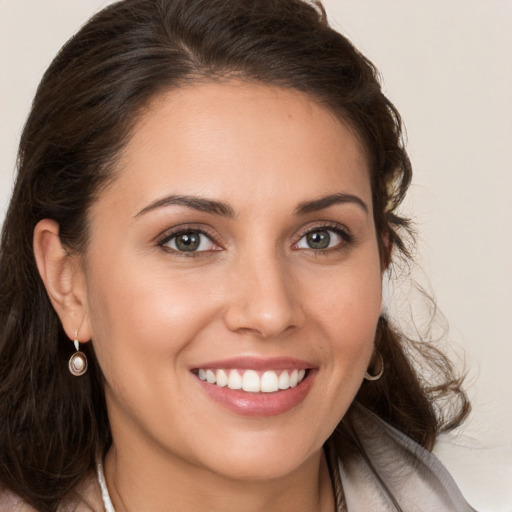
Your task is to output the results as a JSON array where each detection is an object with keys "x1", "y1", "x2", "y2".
[
  {"x1": 69, "y1": 330, "x2": 88, "y2": 376},
  {"x1": 364, "y1": 351, "x2": 384, "y2": 381}
]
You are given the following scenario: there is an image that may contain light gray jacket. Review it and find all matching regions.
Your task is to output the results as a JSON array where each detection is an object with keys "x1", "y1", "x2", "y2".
[{"x1": 0, "y1": 403, "x2": 476, "y2": 511}]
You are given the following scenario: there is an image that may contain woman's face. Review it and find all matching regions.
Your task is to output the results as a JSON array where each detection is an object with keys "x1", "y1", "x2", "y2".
[{"x1": 80, "y1": 81, "x2": 383, "y2": 480}]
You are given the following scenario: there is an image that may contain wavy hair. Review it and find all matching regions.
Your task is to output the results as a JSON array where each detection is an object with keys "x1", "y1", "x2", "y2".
[{"x1": 0, "y1": 1, "x2": 469, "y2": 510}]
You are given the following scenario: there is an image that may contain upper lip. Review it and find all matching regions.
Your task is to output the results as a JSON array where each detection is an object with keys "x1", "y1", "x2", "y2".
[{"x1": 191, "y1": 356, "x2": 314, "y2": 371}]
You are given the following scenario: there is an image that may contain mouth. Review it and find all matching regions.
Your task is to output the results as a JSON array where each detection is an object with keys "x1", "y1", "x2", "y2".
[
  {"x1": 190, "y1": 358, "x2": 316, "y2": 417},
  {"x1": 193, "y1": 368, "x2": 308, "y2": 393}
]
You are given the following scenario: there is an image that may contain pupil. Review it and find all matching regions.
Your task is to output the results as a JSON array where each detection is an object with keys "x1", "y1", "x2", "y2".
[
  {"x1": 176, "y1": 233, "x2": 200, "y2": 251},
  {"x1": 307, "y1": 230, "x2": 330, "y2": 249}
]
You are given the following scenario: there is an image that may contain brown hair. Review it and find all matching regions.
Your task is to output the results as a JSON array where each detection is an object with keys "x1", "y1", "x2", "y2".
[{"x1": 0, "y1": 0, "x2": 469, "y2": 510}]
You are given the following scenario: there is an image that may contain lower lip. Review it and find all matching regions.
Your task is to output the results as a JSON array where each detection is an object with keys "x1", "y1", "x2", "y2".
[{"x1": 195, "y1": 371, "x2": 316, "y2": 417}]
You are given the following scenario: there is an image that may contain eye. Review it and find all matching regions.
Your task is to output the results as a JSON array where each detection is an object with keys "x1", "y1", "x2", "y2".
[
  {"x1": 294, "y1": 226, "x2": 349, "y2": 251},
  {"x1": 160, "y1": 230, "x2": 219, "y2": 253}
]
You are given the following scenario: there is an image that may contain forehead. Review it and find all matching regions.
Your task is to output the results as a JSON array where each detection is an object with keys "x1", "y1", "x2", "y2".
[{"x1": 102, "y1": 80, "x2": 372, "y2": 216}]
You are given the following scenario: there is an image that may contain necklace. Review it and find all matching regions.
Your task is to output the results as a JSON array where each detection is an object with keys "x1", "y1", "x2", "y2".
[{"x1": 97, "y1": 462, "x2": 116, "y2": 512}]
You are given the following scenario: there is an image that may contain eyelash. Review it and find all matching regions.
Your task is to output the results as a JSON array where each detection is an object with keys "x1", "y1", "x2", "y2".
[
  {"x1": 157, "y1": 225, "x2": 222, "y2": 257},
  {"x1": 293, "y1": 223, "x2": 353, "y2": 253},
  {"x1": 156, "y1": 222, "x2": 353, "y2": 256}
]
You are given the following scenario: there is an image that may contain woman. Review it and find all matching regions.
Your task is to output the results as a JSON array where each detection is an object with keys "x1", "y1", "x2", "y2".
[{"x1": 0, "y1": 0, "x2": 474, "y2": 510}]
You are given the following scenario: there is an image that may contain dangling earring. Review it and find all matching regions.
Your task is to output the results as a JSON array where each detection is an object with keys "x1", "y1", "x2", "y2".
[
  {"x1": 364, "y1": 351, "x2": 384, "y2": 381},
  {"x1": 69, "y1": 330, "x2": 88, "y2": 376}
]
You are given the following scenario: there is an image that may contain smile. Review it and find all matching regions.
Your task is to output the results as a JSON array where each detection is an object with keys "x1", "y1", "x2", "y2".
[
  {"x1": 191, "y1": 357, "x2": 315, "y2": 416},
  {"x1": 196, "y1": 368, "x2": 307, "y2": 393}
]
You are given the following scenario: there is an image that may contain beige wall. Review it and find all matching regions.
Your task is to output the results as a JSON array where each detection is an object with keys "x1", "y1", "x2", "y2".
[{"x1": 1, "y1": 1, "x2": 511, "y2": 510}]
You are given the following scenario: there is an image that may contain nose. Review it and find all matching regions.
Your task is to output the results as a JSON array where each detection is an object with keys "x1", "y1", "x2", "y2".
[{"x1": 223, "y1": 251, "x2": 304, "y2": 339}]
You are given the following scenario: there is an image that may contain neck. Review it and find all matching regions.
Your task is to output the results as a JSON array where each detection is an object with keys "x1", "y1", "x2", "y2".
[{"x1": 104, "y1": 442, "x2": 335, "y2": 512}]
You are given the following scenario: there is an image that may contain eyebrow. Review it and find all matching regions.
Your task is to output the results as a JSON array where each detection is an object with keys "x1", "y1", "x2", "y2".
[
  {"x1": 295, "y1": 193, "x2": 369, "y2": 215},
  {"x1": 135, "y1": 194, "x2": 235, "y2": 218},
  {"x1": 135, "y1": 191, "x2": 368, "y2": 219}
]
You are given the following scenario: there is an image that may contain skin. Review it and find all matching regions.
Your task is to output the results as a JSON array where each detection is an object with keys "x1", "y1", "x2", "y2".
[{"x1": 35, "y1": 81, "x2": 384, "y2": 511}]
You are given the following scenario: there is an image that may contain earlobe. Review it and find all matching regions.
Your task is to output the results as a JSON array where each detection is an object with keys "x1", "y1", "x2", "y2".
[{"x1": 33, "y1": 219, "x2": 91, "y2": 342}]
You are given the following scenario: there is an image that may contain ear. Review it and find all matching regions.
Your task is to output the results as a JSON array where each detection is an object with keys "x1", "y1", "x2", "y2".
[
  {"x1": 33, "y1": 219, "x2": 92, "y2": 343},
  {"x1": 380, "y1": 232, "x2": 392, "y2": 315},
  {"x1": 380, "y1": 231, "x2": 392, "y2": 271}
]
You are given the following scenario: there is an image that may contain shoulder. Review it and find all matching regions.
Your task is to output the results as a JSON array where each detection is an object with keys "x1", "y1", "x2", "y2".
[
  {"x1": 339, "y1": 402, "x2": 477, "y2": 512},
  {"x1": 0, "y1": 472, "x2": 104, "y2": 512}
]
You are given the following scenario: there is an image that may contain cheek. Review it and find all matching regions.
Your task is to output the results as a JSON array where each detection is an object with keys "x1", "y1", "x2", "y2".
[
  {"x1": 307, "y1": 258, "x2": 382, "y2": 337},
  {"x1": 84, "y1": 258, "x2": 221, "y2": 381},
  {"x1": 291, "y1": 260, "x2": 382, "y2": 442},
  {"x1": 302, "y1": 253, "x2": 382, "y2": 381}
]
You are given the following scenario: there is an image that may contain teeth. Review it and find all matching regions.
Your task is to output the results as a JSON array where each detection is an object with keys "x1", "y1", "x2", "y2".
[
  {"x1": 228, "y1": 369, "x2": 242, "y2": 390},
  {"x1": 278, "y1": 371, "x2": 290, "y2": 390},
  {"x1": 261, "y1": 371, "x2": 279, "y2": 393},
  {"x1": 197, "y1": 368, "x2": 307, "y2": 392},
  {"x1": 242, "y1": 370, "x2": 260, "y2": 392},
  {"x1": 216, "y1": 369, "x2": 228, "y2": 387}
]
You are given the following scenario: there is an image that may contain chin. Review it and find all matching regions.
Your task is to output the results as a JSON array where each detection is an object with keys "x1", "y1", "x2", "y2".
[{"x1": 194, "y1": 430, "x2": 324, "y2": 482}]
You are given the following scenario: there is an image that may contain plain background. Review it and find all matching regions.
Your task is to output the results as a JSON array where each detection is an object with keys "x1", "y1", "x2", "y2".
[{"x1": 1, "y1": 1, "x2": 511, "y2": 510}]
